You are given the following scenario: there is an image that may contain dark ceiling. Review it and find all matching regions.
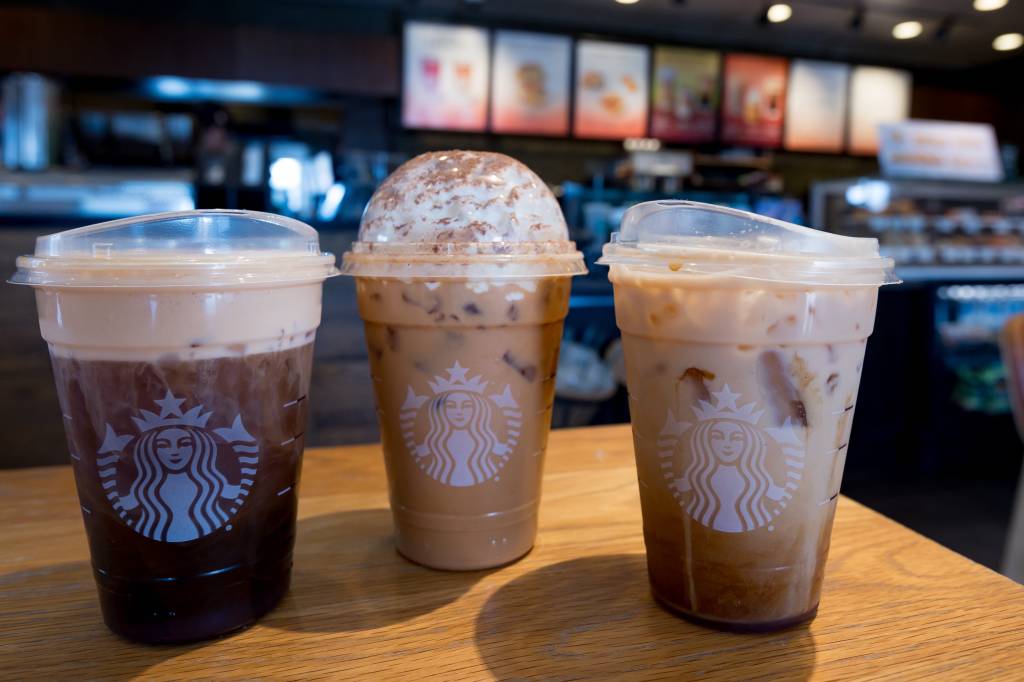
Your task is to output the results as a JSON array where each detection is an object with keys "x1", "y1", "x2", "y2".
[
  {"x1": 385, "y1": 0, "x2": 1024, "y2": 69},
  {"x1": 5, "y1": 0, "x2": 1024, "y2": 70}
]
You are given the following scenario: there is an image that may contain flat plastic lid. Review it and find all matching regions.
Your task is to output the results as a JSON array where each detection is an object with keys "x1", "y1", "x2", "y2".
[
  {"x1": 11, "y1": 209, "x2": 339, "y2": 288},
  {"x1": 598, "y1": 200, "x2": 898, "y2": 287}
]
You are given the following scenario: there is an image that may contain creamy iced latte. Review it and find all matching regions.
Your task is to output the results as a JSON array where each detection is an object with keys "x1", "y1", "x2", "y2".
[
  {"x1": 600, "y1": 201, "x2": 896, "y2": 630},
  {"x1": 343, "y1": 151, "x2": 585, "y2": 570}
]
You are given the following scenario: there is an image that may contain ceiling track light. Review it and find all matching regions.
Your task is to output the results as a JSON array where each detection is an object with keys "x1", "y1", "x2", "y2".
[
  {"x1": 892, "y1": 20, "x2": 923, "y2": 40},
  {"x1": 760, "y1": 3, "x2": 792, "y2": 25},
  {"x1": 934, "y1": 15, "x2": 955, "y2": 41},
  {"x1": 993, "y1": 32, "x2": 1024, "y2": 51},
  {"x1": 849, "y1": 4, "x2": 865, "y2": 31},
  {"x1": 974, "y1": 0, "x2": 1008, "y2": 11},
  {"x1": 767, "y1": 3, "x2": 793, "y2": 23}
]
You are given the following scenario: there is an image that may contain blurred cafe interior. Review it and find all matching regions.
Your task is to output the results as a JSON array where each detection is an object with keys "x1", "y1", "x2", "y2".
[{"x1": 4, "y1": 0, "x2": 1024, "y2": 579}]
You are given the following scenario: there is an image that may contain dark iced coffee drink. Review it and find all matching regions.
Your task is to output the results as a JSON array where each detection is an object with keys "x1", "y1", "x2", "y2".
[
  {"x1": 343, "y1": 151, "x2": 585, "y2": 570},
  {"x1": 600, "y1": 201, "x2": 896, "y2": 630},
  {"x1": 13, "y1": 210, "x2": 336, "y2": 643}
]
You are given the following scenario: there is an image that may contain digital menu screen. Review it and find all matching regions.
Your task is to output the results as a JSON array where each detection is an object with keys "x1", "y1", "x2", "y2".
[
  {"x1": 784, "y1": 59, "x2": 850, "y2": 153},
  {"x1": 573, "y1": 40, "x2": 649, "y2": 140},
  {"x1": 848, "y1": 66, "x2": 912, "y2": 156},
  {"x1": 721, "y1": 53, "x2": 788, "y2": 148},
  {"x1": 402, "y1": 22, "x2": 490, "y2": 131},
  {"x1": 490, "y1": 31, "x2": 572, "y2": 136},
  {"x1": 650, "y1": 46, "x2": 719, "y2": 144}
]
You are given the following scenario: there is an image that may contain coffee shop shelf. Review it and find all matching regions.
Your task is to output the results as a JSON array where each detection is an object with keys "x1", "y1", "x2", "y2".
[{"x1": 2, "y1": 424, "x2": 1022, "y2": 679}]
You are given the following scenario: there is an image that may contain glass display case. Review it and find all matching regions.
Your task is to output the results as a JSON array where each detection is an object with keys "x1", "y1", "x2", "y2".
[
  {"x1": 811, "y1": 178, "x2": 1024, "y2": 281},
  {"x1": 934, "y1": 284, "x2": 1024, "y2": 414}
]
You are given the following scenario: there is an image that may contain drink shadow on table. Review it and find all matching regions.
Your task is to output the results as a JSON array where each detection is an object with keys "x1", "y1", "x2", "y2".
[
  {"x1": 265, "y1": 508, "x2": 492, "y2": 633},
  {"x1": 0, "y1": 508, "x2": 487, "y2": 679},
  {"x1": 474, "y1": 554, "x2": 817, "y2": 681},
  {"x1": 0, "y1": 561, "x2": 207, "y2": 679}
]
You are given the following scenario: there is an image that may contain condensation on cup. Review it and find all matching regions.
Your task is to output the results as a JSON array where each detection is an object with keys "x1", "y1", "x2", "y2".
[
  {"x1": 599, "y1": 200, "x2": 898, "y2": 631},
  {"x1": 341, "y1": 150, "x2": 586, "y2": 570},
  {"x1": 11, "y1": 210, "x2": 338, "y2": 643}
]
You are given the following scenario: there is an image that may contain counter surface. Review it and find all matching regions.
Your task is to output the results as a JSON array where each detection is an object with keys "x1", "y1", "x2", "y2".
[{"x1": 2, "y1": 424, "x2": 1023, "y2": 680}]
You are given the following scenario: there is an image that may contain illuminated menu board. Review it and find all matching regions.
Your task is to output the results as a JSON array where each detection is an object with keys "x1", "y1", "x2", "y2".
[
  {"x1": 490, "y1": 31, "x2": 572, "y2": 136},
  {"x1": 573, "y1": 40, "x2": 649, "y2": 140},
  {"x1": 784, "y1": 59, "x2": 850, "y2": 153},
  {"x1": 722, "y1": 53, "x2": 788, "y2": 148},
  {"x1": 848, "y1": 66, "x2": 912, "y2": 156},
  {"x1": 650, "y1": 46, "x2": 720, "y2": 144},
  {"x1": 402, "y1": 22, "x2": 490, "y2": 131}
]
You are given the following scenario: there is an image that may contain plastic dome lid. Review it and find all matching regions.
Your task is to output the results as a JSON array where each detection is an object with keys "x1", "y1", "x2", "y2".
[
  {"x1": 11, "y1": 209, "x2": 338, "y2": 288},
  {"x1": 598, "y1": 200, "x2": 898, "y2": 287},
  {"x1": 341, "y1": 150, "x2": 585, "y2": 279}
]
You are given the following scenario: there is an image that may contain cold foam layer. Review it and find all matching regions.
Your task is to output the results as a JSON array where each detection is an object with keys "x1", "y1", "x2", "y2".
[
  {"x1": 38, "y1": 282, "x2": 322, "y2": 361},
  {"x1": 359, "y1": 151, "x2": 568, "y2": 244},
  {"x1": 608, "y1": 267, "x2": 878, "y2": 344}
]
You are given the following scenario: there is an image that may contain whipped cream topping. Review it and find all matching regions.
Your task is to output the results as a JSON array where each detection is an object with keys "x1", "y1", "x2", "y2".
[{"x1": 359, "y1": 151, "x2": 568, "y2": 243}]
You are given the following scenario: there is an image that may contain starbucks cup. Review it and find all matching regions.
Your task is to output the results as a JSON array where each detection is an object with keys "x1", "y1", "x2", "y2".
[
  {"x1": 599, "y1": 201, "x2": 897, "y2": 630},
  {"x1": 11, "y1": 210, "x2": 337, "y2": 643},
  {"x1": 342, "y1": 151, "x2": 585, "y2": 570}
]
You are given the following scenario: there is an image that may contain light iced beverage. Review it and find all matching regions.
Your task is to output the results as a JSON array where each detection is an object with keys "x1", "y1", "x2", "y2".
[
  {"x1": 342, "y1": 151, "x2": 585, "y2": 570},
  {"x1": 600, "y1": 201, "x2": 896, "y2": 630},
  {"x1": 12, "y1": 210, "x2": 337, "y2": 643}
]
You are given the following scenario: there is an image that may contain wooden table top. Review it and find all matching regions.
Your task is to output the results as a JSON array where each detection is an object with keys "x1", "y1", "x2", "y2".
[{"x1": 2, "y1": 424, "x2": 1023, "y2": 680}]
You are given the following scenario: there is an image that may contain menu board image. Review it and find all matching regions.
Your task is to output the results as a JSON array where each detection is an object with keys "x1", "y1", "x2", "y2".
[
  {"x1": 573, "y1": 40, "x2": 649, "y2": 140},
  {"x1": 722, "y1": 53, "x2": 788, "y2": 148},
  {"x1": 848, "y1": 66, "x2": 912, "y2": 156},
  {"x1": 490, "y1": 31, "x2": 571, "y2": 136},
  {"x1": 402, "y1": 22, "x2": 489, "y2": 131},
  {"x1": 650, "y1": 47, "x2": 720, "y2": 144},
  {"x1": 784, "y1": 60, "x2": 850, "y2": 153}
]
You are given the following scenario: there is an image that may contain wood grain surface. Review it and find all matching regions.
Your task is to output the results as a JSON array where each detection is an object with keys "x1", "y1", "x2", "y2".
[{"x1": 2, "y1": 424, "x2": 1023, "y2": 680}]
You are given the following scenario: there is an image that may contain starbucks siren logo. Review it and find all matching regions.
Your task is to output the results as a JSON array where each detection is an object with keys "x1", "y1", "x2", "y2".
[
  {"x1": 96, "y1": 390, "x2": 259, "y2": 543},
  {"x1": 400, "y1": 362, "x2": 521, "y2": 487},
  {"x1": 658, "y1": 384, "x2": 805, "y2": 533}
]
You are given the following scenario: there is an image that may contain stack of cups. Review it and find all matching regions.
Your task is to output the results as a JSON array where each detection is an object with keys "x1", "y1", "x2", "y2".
[
  {"x1": 12, "y1": 210, "x2": 337, "y2": 643},
  {"x1": 600, "y1": 201, "x2": 897, "y2": 630},
  {"x1": 342, "y1": 151, "x2": 586, "y2": 570}
]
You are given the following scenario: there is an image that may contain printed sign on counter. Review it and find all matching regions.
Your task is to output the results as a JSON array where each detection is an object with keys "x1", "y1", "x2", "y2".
[
  {"x1": 878, "y1": 120, "x2": 1004, "y2": 182},
  {"x1": 848, "y1": 66, "x2": 911, "y2": 156},
  {"x1": 402, "y1": 22, "x2": 490, "y2": 131},
  {"x1": 721, "y1": 54, "x2": 788, "y2": 148},
  {"x1": 573, "y1": 40, "x2": 649, "y2": 140},
  {"x1": 490, "y1": 31, "x2": 572, "y2": 136},
  {"x1": 650, "y1": 46, "x2": 720, "y2": 144},
  {"x1": 784, "y1": 60, "x2": 849, "y2": 153}
]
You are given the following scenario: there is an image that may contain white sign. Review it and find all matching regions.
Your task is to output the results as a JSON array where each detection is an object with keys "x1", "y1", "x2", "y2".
[
  {"x1": 491, "y1": 31, "x2": 572, "y2": 136},
  {"x1": 848, "y1": 66, "x2": 911, "y2": 155},
  {"x1": 574, "y1": 40, "x2": 650, "y2": 140},
  {"x1": 784, "y1": 60, "x2": 849, "y2": 153},
  {"x1": 878, "y1": 120, "x2": 1004, "y2": 182},
  {"x1": 402, "y1": 22, "x2": 490, "y2": 131}
]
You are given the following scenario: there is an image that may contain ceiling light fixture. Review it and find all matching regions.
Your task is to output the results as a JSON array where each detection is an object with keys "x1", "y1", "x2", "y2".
[
  {"x1": 974, "y1": 0, "x2": 1008, "y2": 11},
  {"x1": 892, "y1": 21, "x2": 923, "y2": 39},
  {"x1": 849, "y1": 4, "x2": 865, "y2": 31},
  {"x1": 766, "y1": 3, "x2": 792, "y2": 23},
  {"x1": 615, "y1": 0, "x2": 640, "y2": 4},
  {"x1": 993, "y1": 32, "x2": 1024, "y2": 50},
  {"x1": 934, "y1": 16, "x2": 955, "y2": 41}
]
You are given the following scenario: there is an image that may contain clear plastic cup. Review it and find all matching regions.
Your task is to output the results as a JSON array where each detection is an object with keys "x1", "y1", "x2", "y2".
[
  {"x1": 342, "y1": 150, "x2": 586, "y2": 570},
  {"x1": 11, "y1": 210, "x2": 337, "y2": 643},
  {"x1": 599, "y1": 200, "x2": 897, "y2": 630}
]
